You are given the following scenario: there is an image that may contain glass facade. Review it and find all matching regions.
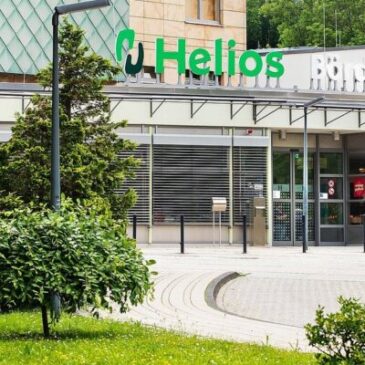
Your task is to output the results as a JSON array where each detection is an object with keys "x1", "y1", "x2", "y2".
[
  {"x1": 272, "y1": 137, "x2": 365, "y2": 246},
  {"x1": 0, "y1": 0, "x2": 128, "y2": 77},
  {"x1": 320, "y1": 153, "x2": 343, "y2": 175},
  {"x1": 319, "y1": 152, "x2": 344, "y2": 244},
  {"x1": 347, "y1": 152, "x2": 365, "y2": 243},
  {"x1": 320, "y1": 203, "x2": 343, "y2": 225},
  {"x1": 273, "y1": 151, "x2": 315, "y2": 245},
  {"x1": 348, "y1": 152, "x2": 365, "y2": 225}
]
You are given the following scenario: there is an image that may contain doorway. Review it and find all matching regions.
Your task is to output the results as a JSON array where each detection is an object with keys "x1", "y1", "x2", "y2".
[{"x1": 273, "y1": 151, "x2": 315, "y2": 246}]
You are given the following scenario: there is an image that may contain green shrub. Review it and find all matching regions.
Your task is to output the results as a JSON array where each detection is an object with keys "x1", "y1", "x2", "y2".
[
  {"x1": 305, "y1": 297, "x2": 365, "y2": 365},
  {"x1": 0, "y1": 20, "x2": 139, "y2": 224},
  {"x1": 0, "y1": 199, "x2": 155, "y2": 336}
]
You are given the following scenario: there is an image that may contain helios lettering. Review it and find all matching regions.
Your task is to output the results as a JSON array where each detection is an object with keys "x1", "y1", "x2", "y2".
[{"x1": 116, "y1": 29, "x2": 285, "y2": 79}]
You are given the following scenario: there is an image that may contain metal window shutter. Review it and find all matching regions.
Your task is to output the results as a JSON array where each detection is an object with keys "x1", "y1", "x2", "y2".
[
  {"x1": 153, "y1": 145, "x2": 230, "y2": 224},
  {"x1": 233, "y1": 147, "x2": 267, "y2": 225}
]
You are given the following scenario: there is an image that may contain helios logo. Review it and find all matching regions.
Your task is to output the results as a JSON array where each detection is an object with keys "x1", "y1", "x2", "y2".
[
  {"x1": 115, "y1": 29, "x2": 285, "y2": 79},
  {"x1": 115, "y1": 29, "x2": 144, "y2": 75}
]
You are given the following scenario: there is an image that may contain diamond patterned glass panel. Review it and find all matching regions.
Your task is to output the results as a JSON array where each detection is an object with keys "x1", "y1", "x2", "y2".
[
  {"x1": 273, "y1": 202, "x2": 291, "y2": 242},
  {"x1": 0, "y1": 0, "x2": 128, "y2": 79},
  {"x1": 295, "y1": 202, "x2": 315, "y2": 242}
]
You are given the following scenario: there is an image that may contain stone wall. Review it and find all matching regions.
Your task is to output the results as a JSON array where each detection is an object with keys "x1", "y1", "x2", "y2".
[{"x1": 129, "y1": 0, "x2": 246, "y2": 85}]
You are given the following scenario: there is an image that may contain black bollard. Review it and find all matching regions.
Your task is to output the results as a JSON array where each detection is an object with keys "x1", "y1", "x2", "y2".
[
  {"x1": 302, "y1": 215, "x2": 306, "y2": 253},
  {"x1": 363, "y1": 215, "x2": 365, "y2": 253},
  {"x1": 180, "y1": 215, "x2": 185, "y2": 254},
  {"x1": 243, "y1": 215, "x2": 247, "y2": 254},
  {"x1": 133, "y1": 214, "x2": 137, "y2": 240}
]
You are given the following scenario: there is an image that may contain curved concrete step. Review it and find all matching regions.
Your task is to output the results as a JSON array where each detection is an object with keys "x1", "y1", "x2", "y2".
[{"x1": 102, "y1": 270, "x2": 308, "y2": 350}]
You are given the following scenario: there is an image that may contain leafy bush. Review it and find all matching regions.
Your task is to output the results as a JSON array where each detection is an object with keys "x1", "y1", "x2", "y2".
[
  {"x1": 0, "y1": 199, "x2": 155, "y2": 336},
  {"x1": 305, "y1": 297, "x2": 365, "y2": 364}
]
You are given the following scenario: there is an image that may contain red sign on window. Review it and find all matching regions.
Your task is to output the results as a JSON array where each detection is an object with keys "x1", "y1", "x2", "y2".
[{"x1": 353, "y1": 178, "x2": 365, "y2": 199}]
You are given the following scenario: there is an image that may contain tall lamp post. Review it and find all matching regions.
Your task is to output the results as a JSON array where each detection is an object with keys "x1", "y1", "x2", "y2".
[
  {"x1": 302, "y1": 97, "x2": 324, "y2": 253},
  {"x1": 51, "y1": 0, "x2": 111, "y2": 211}
]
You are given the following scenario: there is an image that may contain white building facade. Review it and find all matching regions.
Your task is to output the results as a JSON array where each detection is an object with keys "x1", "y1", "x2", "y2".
[{"x1": 0, "y1": 0, "x2": 365, "y2": 246}]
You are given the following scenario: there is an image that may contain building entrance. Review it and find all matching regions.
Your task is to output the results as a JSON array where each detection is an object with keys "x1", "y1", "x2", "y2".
[{"x1": 273, "y1": 151, "x2": 315, "y2": 246}]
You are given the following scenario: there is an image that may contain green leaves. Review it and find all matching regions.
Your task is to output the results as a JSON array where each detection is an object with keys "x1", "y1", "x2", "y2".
[
  {"x1": 305, "y1": 297, "x2": 365, "y2": 364},
  {"x1": 0, "y1": 19, "x2": 137, "y2": 227},
  {"x1": 259, "y1": 0, "x2": 365, "y2": 48},
  {"x1": 247, "y1": 0, "x2": 279, "y2": 49},
  {"x1": 0, "y1": 200, "x2": 155, "y2": 324},
  {"x1": 0, "y1": 15, "x2": 149, "y2": 337}
]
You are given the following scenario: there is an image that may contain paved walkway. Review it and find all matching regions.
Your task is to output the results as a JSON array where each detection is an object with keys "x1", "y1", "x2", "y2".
[
  {"x1": 217, "y1": 276, "x2": 365, "y2": 328},
  {"x1": 101, "y1": 245, "x2": 365, "y2": 350}
]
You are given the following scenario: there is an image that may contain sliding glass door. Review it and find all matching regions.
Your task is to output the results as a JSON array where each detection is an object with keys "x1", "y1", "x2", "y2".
[{"x1": 273, "y1": 151, "x2": 315, "y2": 245}]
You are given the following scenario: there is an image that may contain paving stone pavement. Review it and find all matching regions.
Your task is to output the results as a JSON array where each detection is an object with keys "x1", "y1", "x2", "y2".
[
  {"x1": 217, "y1": 276, "x2": 365, "y2": 328},
  {"x1": 100, "y1": 245, "x2": 365, "y2": 351}
]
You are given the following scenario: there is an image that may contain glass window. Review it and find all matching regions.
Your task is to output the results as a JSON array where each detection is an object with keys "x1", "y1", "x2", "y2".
[
  {"x1": 349, "y1": 202, "x2": 365, "y2": 225},
  {"x1": 349, "y1": 153, "x2": 365, "y2": 174},
  {"x1": 273, "y1": 202, "x2": 291, "y2": 241},
  {"x1": 295, "y1": 202, "x2": 315, "y2": 242},
  {"x1": 202, "y1": 0, "x2": 216, "y2": 21},
  {"x1": 320, "y1": 153, "x2": 343, "y2": 175},
  {"x1": 273, "y1": 152, "x2": 290, "y2": 199},
  {"x1": 349, "y1": 177, "x2": 365, "y2": 199},
  {"x1": 320, "y1": 177, "x2": 343, "y2": 200},
  {"x1": 186, "y1": 0, "x2": 219, "y2": 22},
  {"x1": 320, "y1": 203, "x2": 343, "y2": 225},
  {"x1": 186, "y1": 0, "x2": 198, "y2": 19},
  {"x1": 294, "y1": 153, "x2": 315, "y2": 200}
]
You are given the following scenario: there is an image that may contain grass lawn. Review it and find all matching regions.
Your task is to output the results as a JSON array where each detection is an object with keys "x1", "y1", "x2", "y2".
[{"x1": 0, "y1": 311, "x2": 315, "y2": 365}]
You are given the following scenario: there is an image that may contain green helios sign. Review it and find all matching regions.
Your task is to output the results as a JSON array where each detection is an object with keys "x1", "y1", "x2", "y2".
[{"x1": 115, "y1": 29, "x2": 284, "y2": 79}]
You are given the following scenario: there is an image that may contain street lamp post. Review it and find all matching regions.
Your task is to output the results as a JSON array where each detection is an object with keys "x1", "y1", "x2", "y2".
[
  {"x1": 51, "y1": 0, "x2": 111, "y2": 211},
  {"x1": 302, "y1": 97, "x2": 324, "y2": 253}
]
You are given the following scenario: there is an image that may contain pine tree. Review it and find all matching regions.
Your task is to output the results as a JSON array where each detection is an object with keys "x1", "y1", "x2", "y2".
[{"x1": 0, "y1": 20, "x2": 138, "y2": 224}]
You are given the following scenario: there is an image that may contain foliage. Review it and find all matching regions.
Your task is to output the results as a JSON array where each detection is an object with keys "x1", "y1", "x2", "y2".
[
  {"x1": 260, "y1": 0, "x2": 365, "y2": 48},
  {"x1": 0, "y1": 199, "x2": 155, "y2": 335},
  {"x1": 0, "y1": 193, "x2": 23, "y2": 214},
  {"x1": 0, "y1": 19, "x2": 138, "y2": 222},
  {"x1": 305, "y1": 297, "x2": 365, "y2": 365},
  {"x1": 247, "y1": 0, "x2": 279, "y2": 49},
  {"x1": 0, "y1": 312, "x2": 316, "y2": 365}
]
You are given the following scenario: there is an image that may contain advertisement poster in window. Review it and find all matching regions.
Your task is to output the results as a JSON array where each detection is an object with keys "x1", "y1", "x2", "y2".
[{"x1": 353, "y1": 177, "x2": 365, "y2": 199}]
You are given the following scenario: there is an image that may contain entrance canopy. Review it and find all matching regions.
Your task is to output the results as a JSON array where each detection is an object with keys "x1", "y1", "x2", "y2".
[
  {"x1": 105, "y1": 84, "x2": 365, "y2": 131},
  {"x1": 0, "y1": 82, "x2": 365, "y2": 135}
]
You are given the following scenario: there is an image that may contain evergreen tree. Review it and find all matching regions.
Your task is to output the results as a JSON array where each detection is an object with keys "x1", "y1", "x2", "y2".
[{"x1": 0, "y1": 20, "x2": 138, "y2": 224}]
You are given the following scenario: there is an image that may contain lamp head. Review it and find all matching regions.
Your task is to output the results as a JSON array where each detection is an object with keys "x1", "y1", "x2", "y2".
[{"x1": 56, "y1": 0, "x2": 111, "y2": 15}]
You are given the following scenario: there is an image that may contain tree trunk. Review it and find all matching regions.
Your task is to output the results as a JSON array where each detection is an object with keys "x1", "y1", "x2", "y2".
[{"x1": 41, "y1": 305, "x2": 50, "y2": 338}]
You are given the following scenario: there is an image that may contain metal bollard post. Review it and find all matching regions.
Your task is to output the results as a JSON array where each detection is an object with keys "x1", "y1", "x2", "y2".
[
  {"x1": 180, "y1": 215, "x2": 185, "y2": 254},
  {"x1": 302, "y1": 215, "x2": 306, "y2": 253},
  {"x1": 133, "y1": 214, "x2": 137, "y2": 240},
  {"x1": 243, "y1": 215, "x2": 247, "y2": 254},
  {"x1": 363, "y1": 215, "x2": 365, "y2": 253}
]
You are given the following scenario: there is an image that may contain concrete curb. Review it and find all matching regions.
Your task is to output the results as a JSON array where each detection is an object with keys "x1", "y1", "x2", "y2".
[
  {"x1": 101, "y1": 245, "x2": 365, "y2": 348},
  {"x1": 205, "y1": 271, "x2": 242, "y2": 311}
]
